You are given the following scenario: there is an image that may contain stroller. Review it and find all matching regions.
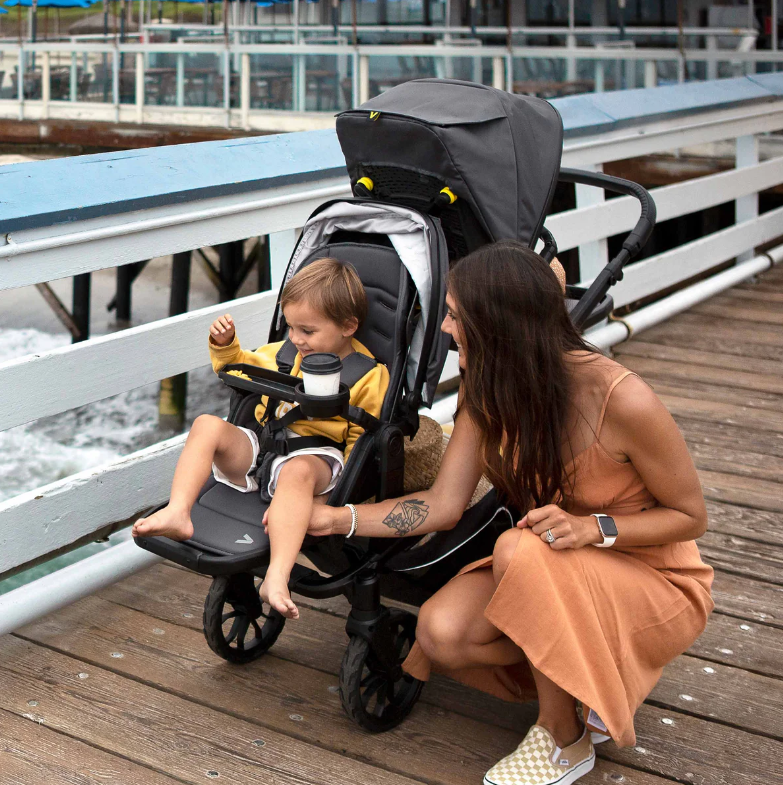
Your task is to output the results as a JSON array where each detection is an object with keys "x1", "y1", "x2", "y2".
[{"x1": 136, "y1": 79, "x2": 656, "y2": 733}]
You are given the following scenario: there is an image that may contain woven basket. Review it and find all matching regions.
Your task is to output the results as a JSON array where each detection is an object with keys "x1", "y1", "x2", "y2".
[{"x1": 404, "y1": 415, "x2": 492, "y2": 508}]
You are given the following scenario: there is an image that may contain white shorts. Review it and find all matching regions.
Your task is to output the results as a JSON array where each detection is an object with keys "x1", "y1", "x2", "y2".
[{"x1": 211, "y1": 426, "x2": 344, "y2": 498}]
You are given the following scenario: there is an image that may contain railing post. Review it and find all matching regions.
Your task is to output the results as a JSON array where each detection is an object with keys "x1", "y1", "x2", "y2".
[
  {"x1": 492, "y1": 56, "x2": 504, "y2": 90},
  {"x1": 505, "y1": 53, "x2": 513, "y2": 93},
  {"x1": 223, "y1": 49, "x2": 231, "y2": 127},
  {"x1": 158, "y1": 251, "x2": 192, "y2": 431},
  {"x1": 358, "y1": 54, "x2": 369, "y2": 104},
  {"x1": 575, "y1": 163, "x2": 608, "y2": 282},
  {"x1": 269, "y1": 229, "x2": 298, "y2": 291},
  {"x1": 644, "y1": 59, "x2": 657, "y2": 89},
  {"x1": 296, "y1": 54, "x2": 306, "y2": 112},
  {"x1": 41, "y1": 51, "x2": 50, "y2": 119},
  {"x1": 351, "y1": 50, "x2": 360, "y2": 107},
  {"x1": 736, "y1": 134, "x2": 760, "y2": 264},
  {"x1": 17, "y1": 47, "x2": 24, "y2": 121},
  {"x1": 565, "y1": 34, "x2": 576, "y2": 82},
  {"x1": 72, "y1": 273, "x2": 91, "y2": 344},
  {"x1": 70, "y1": 51, "x2": 77, "y2": 102},
  {"x1": 135, "y1": 51, "x2": 144, "y2": 123},
  {"x1": 240, "y1": 51, "x2": 250, "y2": 128},
  {"x1": 112, "y1": 47, "x2": 120, "y2": 121},
  {"x1": 176, "y1": 51, "x2": 184, "y2": 108},
  {"x1": 594, "y1": 59, "x2": 604, "y2": 92}
]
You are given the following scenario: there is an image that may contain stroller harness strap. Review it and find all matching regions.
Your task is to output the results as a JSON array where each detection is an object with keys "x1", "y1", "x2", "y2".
[{"x1": 256, "y1": 339, "x2": 380, "y2": 457}]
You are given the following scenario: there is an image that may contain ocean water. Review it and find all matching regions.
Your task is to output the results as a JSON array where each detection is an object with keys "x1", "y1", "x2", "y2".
[{"x1": 0, "y1": 326, "x2": 230, "y2": 595}]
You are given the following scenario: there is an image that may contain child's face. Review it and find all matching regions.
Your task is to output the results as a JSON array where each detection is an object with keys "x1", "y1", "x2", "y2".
[{"x1": 283, "y1": 299, "x2": 358, "y2": 358}]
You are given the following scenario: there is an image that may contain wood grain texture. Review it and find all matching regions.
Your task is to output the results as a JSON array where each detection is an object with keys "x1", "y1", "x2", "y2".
[
  {"x1": 0, "y1": 636, "x2": 421, "y2": 785},
  {"x1": 618, "y1": 352, "x2": 783, "y2": 395},
  {"x1": 688, "y1": 441, "x2": 783, "y2": 485},
  {"x1": 698, "y1": 469, "x2": 783, "y2": 512},
  {"x1": 704, "y1": 500, "x2": 783, "y2": 546},
  {"x1": 692, "y1": 301, "x2": 783, "y2": 326},
  {"x1": 711, "y1": 570, "x2": 783, "y2": 627},
  {"x1": 699, "y1": 529, "x2": 783, "y2": 584},
  {"x1": 0, "y1": 707, "x2": 184, "y2": 785},
  {"x1": 674, "y1": 416, "x2": 783, "y2": 460},
  {"x1": 614, "y1": 339, "x2": 783, "y2": 381}
]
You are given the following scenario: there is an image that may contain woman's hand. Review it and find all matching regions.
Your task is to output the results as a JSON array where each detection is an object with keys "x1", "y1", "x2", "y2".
[
  {"x1": 209, "y1": 314, "x2": 235, "y2": 347},
  {"x1": 262, "y1": 498, "x2": 348, "y2": 537},
  {"x1": 518, "y1": 505, "x2": 602, "y2": 550}
]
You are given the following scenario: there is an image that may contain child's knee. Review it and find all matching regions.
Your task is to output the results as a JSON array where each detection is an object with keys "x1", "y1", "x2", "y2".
[
  {"x1": 190, "y1": 413, "x2": 224, "y2": 438},
  {"x1": 276, "y1": 455, "x2": 322, "y2": 485}
]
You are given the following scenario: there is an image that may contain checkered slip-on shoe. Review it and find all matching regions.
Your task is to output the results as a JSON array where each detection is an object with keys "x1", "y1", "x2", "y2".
[{"x1": 483, "y1": 725, "x2": 595, "y2": 785}]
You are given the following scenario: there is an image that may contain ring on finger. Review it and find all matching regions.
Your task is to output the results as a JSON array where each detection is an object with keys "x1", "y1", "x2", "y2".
[{"x1": 545, "y1": 528, "x2": 556, "y2": 544}]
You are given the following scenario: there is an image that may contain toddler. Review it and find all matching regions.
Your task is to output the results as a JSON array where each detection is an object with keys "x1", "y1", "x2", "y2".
[{"x1": 132, "y1": 258, "x2": 390, "y2": 619}]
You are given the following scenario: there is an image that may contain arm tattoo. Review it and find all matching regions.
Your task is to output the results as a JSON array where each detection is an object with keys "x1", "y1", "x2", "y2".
[{"x1": 382, "y1": 499, "x2": 430, "y2": 537}]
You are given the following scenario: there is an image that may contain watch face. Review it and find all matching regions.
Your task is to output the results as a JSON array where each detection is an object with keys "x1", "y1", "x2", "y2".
[{"x1": 599, "y1": 515, "x2": 618, "y2": 538}]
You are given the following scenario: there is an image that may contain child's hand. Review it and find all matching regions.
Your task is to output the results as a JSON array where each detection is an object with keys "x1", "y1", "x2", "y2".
[{"x1": 210, "y1": 314, "x2": 235, "y2": 347}]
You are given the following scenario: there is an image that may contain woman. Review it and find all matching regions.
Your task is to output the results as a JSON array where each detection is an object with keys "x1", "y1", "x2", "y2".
[{"x1": 305, "y1": 241, "x2": 714, "y2": 785}]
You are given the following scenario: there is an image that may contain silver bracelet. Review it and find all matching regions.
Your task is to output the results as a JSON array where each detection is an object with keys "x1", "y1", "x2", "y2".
[{"x1": 344, "y1": 504, "x2": 358, "y2": 538}]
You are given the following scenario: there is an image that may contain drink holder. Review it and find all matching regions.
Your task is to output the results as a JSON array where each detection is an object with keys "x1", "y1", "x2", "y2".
[{"x1": 218, "y1": 363, "x2": 381, "y2": 430}]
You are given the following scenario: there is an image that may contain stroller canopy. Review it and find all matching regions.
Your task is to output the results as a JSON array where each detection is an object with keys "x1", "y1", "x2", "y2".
[{"x1": 337, "y1": 79, "x2": 564, "y2": 248}]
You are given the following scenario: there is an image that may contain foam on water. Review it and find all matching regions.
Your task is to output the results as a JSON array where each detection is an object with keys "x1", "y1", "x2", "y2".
[{"x1": 0, "y1": 327, "x2": 225, "y2": 504}]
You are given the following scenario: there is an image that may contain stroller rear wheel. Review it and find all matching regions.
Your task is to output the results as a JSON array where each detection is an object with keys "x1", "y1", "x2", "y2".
[
  {"x1": 339, "y1": 608, "x2": 424, "y2": 732},
  {"x1": 203, "y1": 573, "x2": 285, "y2": 664}
]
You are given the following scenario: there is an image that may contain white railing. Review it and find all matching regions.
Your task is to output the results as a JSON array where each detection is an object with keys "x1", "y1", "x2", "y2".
[
  {"x1": 0, "y1": 81, "x2": 782, "y2": 627},
  {"x1": 1, "y1": 39, "x2": 781, "y2": 130}
]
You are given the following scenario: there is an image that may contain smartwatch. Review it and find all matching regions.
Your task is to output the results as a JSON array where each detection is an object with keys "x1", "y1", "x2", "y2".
[{"x1": 592, "y1": 514, "x2": 618, "y2": 548}]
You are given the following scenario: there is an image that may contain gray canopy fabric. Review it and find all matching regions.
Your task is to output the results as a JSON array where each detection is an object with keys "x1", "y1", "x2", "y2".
[{"x1": 336, "y1": 79, "x2": 564, "y2": 249}]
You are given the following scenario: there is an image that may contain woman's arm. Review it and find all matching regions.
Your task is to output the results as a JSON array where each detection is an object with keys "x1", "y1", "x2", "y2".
[
  {"x1": 523, "y1": 374, "x2": 707, "y2": 549},
  {"x1": 309, "y1": 408, "x2": 486, "y2": 538}
]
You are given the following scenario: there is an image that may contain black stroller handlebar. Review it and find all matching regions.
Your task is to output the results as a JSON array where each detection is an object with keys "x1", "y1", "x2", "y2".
[{"x1": 556, "y1": 168, "x2": 657, "y2": 329}]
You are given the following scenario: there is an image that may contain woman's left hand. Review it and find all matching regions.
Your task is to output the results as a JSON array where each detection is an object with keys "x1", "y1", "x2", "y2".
[{"x1": 518, "y1": 505, "x2": 602, "y2": 550}]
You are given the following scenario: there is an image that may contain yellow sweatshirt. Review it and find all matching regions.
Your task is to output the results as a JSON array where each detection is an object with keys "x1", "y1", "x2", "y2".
[{"x1": 209, "y1": 335, "x2": 390, "y2": 458}]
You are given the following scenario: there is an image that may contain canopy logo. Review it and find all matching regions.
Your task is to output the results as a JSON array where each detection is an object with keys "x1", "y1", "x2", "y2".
[{"x1": 369, "y1": 111, "x2": 381, "y2": 121}]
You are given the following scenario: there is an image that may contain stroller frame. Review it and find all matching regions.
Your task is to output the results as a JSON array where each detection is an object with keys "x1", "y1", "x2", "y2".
[{"x1": 136, "y1": 82, "x2": 657, "y2": 733}]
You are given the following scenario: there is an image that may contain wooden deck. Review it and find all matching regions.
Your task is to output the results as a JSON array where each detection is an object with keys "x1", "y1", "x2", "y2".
[{"x1": 2, "y1": 264, "x2": 783, "y2": 785}]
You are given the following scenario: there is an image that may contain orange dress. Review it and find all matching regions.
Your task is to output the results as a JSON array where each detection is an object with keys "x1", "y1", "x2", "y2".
[{"x1": 402, "y1": 367, "x2": 714, "y2": 748}]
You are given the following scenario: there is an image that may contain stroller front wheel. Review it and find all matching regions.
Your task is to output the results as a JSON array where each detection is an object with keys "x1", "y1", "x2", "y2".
[
  {"x1": 203, "y1": 573, "x2": 285, "y2": 664},
  {"x1": 339, "y1": 608, "x2": 424, "y2": 732}
]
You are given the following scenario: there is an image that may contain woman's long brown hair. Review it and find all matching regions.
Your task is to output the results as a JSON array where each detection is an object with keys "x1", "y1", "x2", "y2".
[{"x1": 449, "y1": 240, "x2": 592, "y2": 513}]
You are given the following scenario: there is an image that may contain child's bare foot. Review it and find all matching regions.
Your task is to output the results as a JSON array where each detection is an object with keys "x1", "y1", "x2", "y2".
[
  {"x1": 132, "y1": 505, "x2": 194, "y2": 541},
  {"x1": 259, "y1": 569, "x2": 299, "y2": 620}
]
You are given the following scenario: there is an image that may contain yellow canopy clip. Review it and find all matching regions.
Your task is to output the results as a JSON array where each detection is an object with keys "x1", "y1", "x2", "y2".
[
  {"x1": 440, "y1": 187, "x2": 458, "y2": 204},
  {"x1": 357, "y1": 177, "x2": 374, "y2": 191}
]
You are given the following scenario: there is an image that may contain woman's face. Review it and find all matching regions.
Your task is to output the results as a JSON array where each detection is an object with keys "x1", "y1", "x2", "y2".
[{"x1": 442, "y1": 292, "x2": 466, "y2": 369}]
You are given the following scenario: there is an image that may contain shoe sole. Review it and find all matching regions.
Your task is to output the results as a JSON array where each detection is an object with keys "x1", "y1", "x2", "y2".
[{"x1": 483, "y1": 752, "x2": 595, "y2": 785}]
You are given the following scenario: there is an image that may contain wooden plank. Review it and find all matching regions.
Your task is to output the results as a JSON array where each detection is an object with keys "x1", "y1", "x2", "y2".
[
  {"x1": 720, "y1": 288, "x2": 783, "y2": 305},
  {"x1": 0, "y1": 287, "x2": 276, "y2": 432},
  {"x1": 698, "y1": 469, "x2": 783, "y2": 513},
  {"x1": 690, "y1": 612, "x2": 783, "y2": 679},
  {"x1": 692, "y1": 301, "x2": 783, "y2": 326},
  {"x1": 0, "y1": 706, "x2": 184, "y2": 785},
  {"x1": 97, "y1": 564, "x2": 783, "y2": 734},
  {"x1": 705, "y1": 500, "x2": 783, "y2": 547},
  {"x1": 649, "y1": 379, "x2": 783, "y2": 415},
  {"x1": 688, "y1": 441, "x2": 783, "y2": 486},
  {"x1": 617, "y1": 352, "x2": 783, "y2": 395},
  {"x1": 0, "y1": 636, "x2": 420, "y2": 785},
  {"x1": 614, "y1": 340, "x2": 783, "y2": 383},
  {"x1": 24, "y1": 588, "x2": 782, "y2": 785},
  {"x1": 602, "y1": 703, "x2": 783, "y2": 785},
  {"x1": 706, "y1": 291, "x2": 783, "y2": 311},
  {"x1": 14, "y1": 597, "x2": 523, "y2": 785},
  {"x1": 674, "y1": 416, "x2": 783, "y2": 460},
  {"x1": 649, "y1": 655, "x2": 783, "y2": 741},
  {"x1": 658, "y1": 392, "x2": 783, "y2": 435},
  {"x1": 699, "y1": 529, "x2": 783, "y2": 585},
  {"x1": 712, "y1": 570, "x2": 783, "y2": 628}
]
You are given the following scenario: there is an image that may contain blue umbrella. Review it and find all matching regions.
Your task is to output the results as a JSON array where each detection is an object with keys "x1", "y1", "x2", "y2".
[
  {"x1": 0, "y1": 5, "x2": 7, "y2": 12},
  {"x1": 3, "y1": 0, "x2": 94, "y2": 7}
]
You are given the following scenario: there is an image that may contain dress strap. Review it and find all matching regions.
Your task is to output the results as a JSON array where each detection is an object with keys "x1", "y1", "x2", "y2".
[{"x1": 596, "y1": 371, "x2": 637, "y2": 439}]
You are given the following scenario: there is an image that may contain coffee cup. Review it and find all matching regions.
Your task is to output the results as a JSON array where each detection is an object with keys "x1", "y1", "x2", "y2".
[{"x1": 300, "y1": 353, "x2": 342, "y2": 397}]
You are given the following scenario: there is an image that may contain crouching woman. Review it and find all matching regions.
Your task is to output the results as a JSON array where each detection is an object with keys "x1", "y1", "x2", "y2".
[{"x1": 305, "y1": 240, "x2": 714, "y2": 785}]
